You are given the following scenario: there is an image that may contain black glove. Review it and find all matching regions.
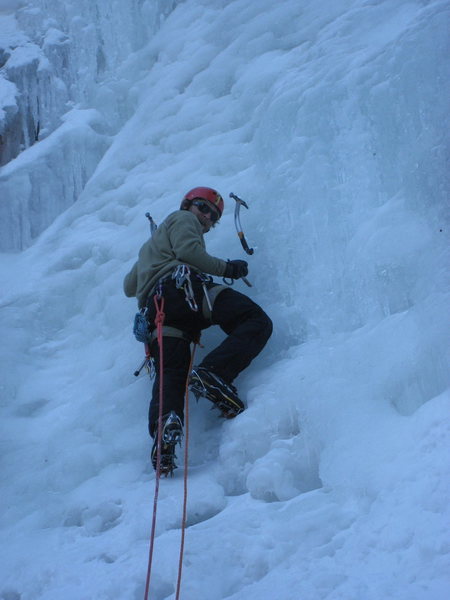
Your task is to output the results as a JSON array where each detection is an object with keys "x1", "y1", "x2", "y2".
[{"x1": 224, "y1": 259, "x2": 249, "y2": 279}]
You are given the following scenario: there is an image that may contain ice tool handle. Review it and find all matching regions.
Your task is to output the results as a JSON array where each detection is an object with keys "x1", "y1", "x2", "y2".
[
  {"x1": 230, "y1": 192, "x2": 254, "y2": 256},
  {"x1": 229, "y1": 192, "x2": 253, "y2": 287}
]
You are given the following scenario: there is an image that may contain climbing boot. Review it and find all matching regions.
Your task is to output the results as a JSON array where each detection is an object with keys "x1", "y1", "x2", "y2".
[
  {"x1": 189, "y1": 367, "x2": 244, "y2": 418},
  {"x1": 151, "y1": 411, "x2": 183, "y2": 476}
]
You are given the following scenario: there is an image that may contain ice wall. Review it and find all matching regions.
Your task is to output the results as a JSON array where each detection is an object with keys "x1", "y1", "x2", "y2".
[
  {"x1": 0, "y1": 0, "x2": 179, "y2": 251},
  {"x1": 249, "y1": 1, "x2": 450, "y2": 333},
  {"x1": 249, "y1": 0, "x2": 450, "y2": 415}
]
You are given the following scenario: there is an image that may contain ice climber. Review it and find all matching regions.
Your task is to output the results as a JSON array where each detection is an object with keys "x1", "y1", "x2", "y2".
[{"x1": 123, "y1": 187, "x2": 272, "y2": 474}]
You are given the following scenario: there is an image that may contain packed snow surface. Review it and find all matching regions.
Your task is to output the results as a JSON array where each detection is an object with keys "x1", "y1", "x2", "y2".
[{"x1": 0, "y1": 1, "x2": 449, "y2": 599}]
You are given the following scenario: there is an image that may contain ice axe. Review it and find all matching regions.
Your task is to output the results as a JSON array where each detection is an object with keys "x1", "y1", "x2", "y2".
[
  {"x1": 230, "y1": 192, "x2": 254, "y2": 256},
  {"x1": 132, "y1": 212, "x2": 158, "y2": 378},
  {"x1": 145, "y1": 212, "x2": 157, "y2": 236},
  {"x1": 229, "y1": 192, "x2": 254, "y2": 287}
]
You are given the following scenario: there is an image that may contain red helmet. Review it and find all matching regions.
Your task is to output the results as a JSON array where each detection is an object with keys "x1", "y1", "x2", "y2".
[{"x1": 181, "y1": 186, "x2": 224, "y2": 217}]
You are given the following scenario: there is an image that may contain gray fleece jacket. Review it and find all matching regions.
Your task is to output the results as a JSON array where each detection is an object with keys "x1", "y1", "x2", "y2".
[{"x1": 123, "y1": 210, "x2": 228, "y2": 308}]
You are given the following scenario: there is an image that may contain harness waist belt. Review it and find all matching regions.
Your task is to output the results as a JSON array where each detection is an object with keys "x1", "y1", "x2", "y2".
[{"x1": 149, "y1": 325, "x2": 192, "y2": 343}]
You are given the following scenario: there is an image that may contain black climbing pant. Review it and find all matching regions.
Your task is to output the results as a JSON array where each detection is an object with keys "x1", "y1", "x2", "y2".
[{"x1": 146, "y1": 276, "x2": 272, "y2": 437}]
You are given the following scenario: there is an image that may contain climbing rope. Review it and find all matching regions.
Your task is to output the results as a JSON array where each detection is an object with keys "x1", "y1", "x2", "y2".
[
  {"x1": 175, "y1": 343, "x2": 197, "y2": 600},
  {"x1": 144, "y1": 293, "x2": 165, "y2": 600},
  {"x1": 144, "y1": 291, "x2": 197, "y2": 599}
]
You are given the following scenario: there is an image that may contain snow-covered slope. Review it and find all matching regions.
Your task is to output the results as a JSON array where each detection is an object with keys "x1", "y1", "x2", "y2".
[{"x1": 1, "y1": 1, "x2": 449, "y2": 599}]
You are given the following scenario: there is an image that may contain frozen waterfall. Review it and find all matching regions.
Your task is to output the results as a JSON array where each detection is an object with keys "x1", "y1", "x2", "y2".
[{"x1": 0, "y1": 1, "x2": 449, "y2": 599}]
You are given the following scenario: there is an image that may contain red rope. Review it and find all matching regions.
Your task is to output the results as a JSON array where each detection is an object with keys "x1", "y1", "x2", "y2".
[
  {"x1": 144, "y1": 292, "x2": 197, "y2": 600},
  {"x1": 144, "y1": 295, "x2": 165, "y2": 600},
  {"x1": 175, "y1": 343, "x2": 197, "y2": 600}
]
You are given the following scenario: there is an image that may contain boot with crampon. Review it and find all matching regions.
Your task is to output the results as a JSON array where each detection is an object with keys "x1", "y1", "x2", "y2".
[
  {"x1": 151, "y1": 411, "x2": 183, "y2": 476},
  {"x1": 189, "y1": 367, "x2": 244, "y2": 418}
]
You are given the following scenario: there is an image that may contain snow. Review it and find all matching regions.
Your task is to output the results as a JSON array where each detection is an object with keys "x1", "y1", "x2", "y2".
[{"x1": 0, "y1": 1, "x2": 449, "y2": 599}]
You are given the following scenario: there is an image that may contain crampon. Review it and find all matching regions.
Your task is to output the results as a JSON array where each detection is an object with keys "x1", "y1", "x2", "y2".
[
  {"x1": 151, "y1": 411, "x2": 183, "y2": 476},
  {"x1": 189, "y1": 367, "x2": 244, "y2": 418}
]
